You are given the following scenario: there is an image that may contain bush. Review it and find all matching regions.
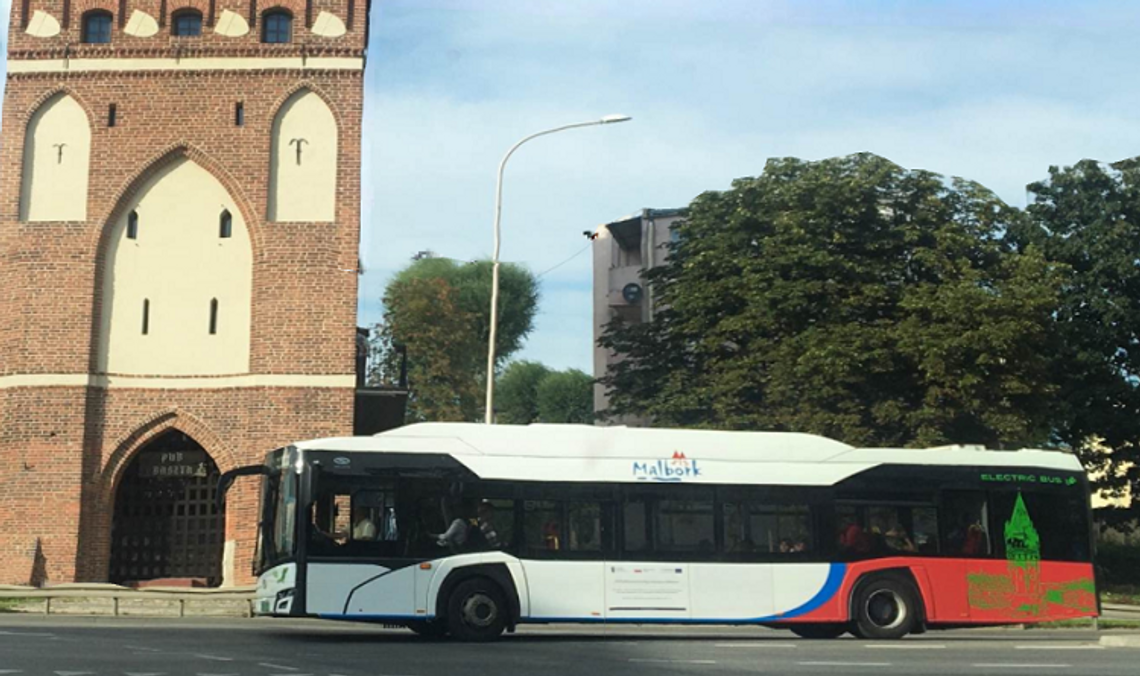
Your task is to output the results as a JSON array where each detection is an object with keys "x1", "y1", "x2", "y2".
[{"x1": 1097, "y1": 542, "x2": 1140, "y2": 587}]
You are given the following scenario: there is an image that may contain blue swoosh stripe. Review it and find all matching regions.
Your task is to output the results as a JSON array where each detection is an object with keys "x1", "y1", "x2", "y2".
[{"x1": 754, "y1": 562, "x2": 847, "y2": 621}]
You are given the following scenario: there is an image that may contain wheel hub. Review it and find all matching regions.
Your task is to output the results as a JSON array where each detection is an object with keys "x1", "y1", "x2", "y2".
[
  {"x1": 865, "y1": 589, "x2": 906, "y2": 630},
  {"x1": 461, "y1": 592, "x2": 498, "y2": 628}
]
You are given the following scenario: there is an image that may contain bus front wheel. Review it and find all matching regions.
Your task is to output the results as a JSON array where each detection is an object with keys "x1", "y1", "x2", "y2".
[
  {"x1": 850, "y1": 575, "x2": 919, "y2": 640},
  {"x1": 445, "y1": 577, "x2": 507, "y2": 642}
]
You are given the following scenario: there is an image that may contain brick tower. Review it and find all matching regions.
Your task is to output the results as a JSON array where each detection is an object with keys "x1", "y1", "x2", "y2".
[{"x1": 0, "y1": 1, "x2": 369, "y2": 585}]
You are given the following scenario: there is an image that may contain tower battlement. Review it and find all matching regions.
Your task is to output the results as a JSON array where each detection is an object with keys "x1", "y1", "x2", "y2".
[{"x1": 8, "y1": 0, "x2": 366, "y2": 59}]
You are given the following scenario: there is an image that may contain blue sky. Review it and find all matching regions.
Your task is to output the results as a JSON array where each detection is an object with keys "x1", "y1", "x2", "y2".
[{"x1": 5, "y1": 1, "x2": 1140, "y2": 372}]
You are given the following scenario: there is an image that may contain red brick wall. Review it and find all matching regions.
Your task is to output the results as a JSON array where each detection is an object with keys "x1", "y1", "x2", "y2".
[{"x1": 0, "y1": 1, "x2": 369, "y2": 585}]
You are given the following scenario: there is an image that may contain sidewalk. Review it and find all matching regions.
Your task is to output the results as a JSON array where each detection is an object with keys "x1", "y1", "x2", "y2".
[{"x1": 0, "y1": 583, "x2": 254, "y2": 618}]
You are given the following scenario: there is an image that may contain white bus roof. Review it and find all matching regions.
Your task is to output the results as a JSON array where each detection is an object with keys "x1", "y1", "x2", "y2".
[{"x1": 293, "y1": 423, "x2": 1083, "y2": 487}]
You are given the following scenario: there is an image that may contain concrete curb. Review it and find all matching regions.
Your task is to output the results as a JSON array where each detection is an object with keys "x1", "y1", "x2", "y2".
[
  {"x1": 0, "y1": 585, "x2": 255, "y2": 617},
  {"x1": 1101, "y1": 635, "x2": 1140, "y2": 648}
]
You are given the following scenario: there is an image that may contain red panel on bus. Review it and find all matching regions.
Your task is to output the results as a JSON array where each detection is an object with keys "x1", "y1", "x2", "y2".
[{"x1": 782, "y1": 558, "x2": 1096, "y2": 626}]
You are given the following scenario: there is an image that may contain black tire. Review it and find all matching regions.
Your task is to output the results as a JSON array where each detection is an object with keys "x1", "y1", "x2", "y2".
[
  {"x1": 850, "y1": 575, "x2": 920, "y2": 640},
  {"x1": 789, "y1": 623, "x2": 848, "y2": 639},
  {"x1": 407, "y1": 620, "x2": 448, "y2": 639},
  {"x1": 445, "y1": 577, "x2": 507, "y2": 642}
]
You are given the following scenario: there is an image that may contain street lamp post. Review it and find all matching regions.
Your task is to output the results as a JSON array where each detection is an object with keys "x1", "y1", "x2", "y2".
[{"x1": 484, "y1": 115, "x2": 632, "y2": 424}]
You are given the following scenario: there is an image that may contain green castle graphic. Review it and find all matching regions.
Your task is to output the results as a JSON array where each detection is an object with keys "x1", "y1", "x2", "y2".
[{"x1": 1004, "y1": 492, "x2": 1041, "y2": 566}]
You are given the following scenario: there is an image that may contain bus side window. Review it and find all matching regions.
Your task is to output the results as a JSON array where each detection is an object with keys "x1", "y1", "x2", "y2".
[
  {"x1": 623, "y1": 499, "x2": 650, "y2": 553},
  {"x1": 942, "y1": 491, "x2": 991, "y2": 557},
  {"x1": 523, "y1": 500, "x2": 562, "y2": 555}
]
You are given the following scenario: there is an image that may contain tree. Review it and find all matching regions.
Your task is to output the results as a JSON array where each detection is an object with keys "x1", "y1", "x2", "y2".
[
  {"x1": 371, "y1": 257, "x2": 540, "y2": 422},
  {"x1": 600, "y1": 153, "x2": 1063, "y2": 449},
  {"x1": 1009, "y1": 159, "x2": 1140, "y2": 525},
  {"x1": 537, "y1": 369, "x2": 595, "y2": 424},
  {"x1": 391, "y1": 257, "x2": 540, "y2": 367},
  {"x1": 495, "y1": 360, "x2": 551, "y2": 424}
]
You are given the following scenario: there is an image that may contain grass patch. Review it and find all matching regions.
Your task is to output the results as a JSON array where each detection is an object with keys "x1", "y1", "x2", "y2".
[
  {"x1": 0, "y1": 598, "x2": 26, "y2": 613},
  {"x1": 1029, "y1": 618, "x2": 1140, "y2": 630},
  {"x1": 1102, "y1": 584, "x2": 1140, "y2": 606}
]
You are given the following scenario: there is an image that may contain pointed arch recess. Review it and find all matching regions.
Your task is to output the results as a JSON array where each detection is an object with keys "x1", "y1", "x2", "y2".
[
  {"x1": 20, "y1": 91, "x2": 93, "y2": 222},
  {"x1": 99, "y1": 409, "x2": 239, "y2": 505},
  {"x1": 268, "y1": 85, "x2": 339, "y2": 223},
  {"x1": 92, "y1": 143, "x2": 263, "y2": 258}
]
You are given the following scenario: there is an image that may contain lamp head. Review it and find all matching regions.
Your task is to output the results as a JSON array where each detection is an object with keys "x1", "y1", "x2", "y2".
[{"x1": 600, "y1": 114, "x2": 632, "y2": 124}]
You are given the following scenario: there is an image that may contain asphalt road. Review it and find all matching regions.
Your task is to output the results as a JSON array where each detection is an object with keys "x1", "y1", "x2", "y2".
[{"x1": 0, "y1": 615, "x2": 1137, "y2": 676}]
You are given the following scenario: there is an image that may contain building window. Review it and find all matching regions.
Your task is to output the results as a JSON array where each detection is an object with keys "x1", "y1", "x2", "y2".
[
  {"x1": 235, "y1": 102, "x2": 244, "y2": 127},
  {"x1": 127, "y1": 211, "x2": 139, "y2": 240},
  {"x1": 219, "y1": 210, "x2": 232, "y2": 239},
  {"x1": 172, "y1": 9, "x2": 203, "y2": 37},
  {"x1": 108, "y1": 103, "x2": 117, "y2": 128},
  {"x1": 209, "y1": 299, "x2": 218, "y2": 335},
  {"x1": 261, "y1": 10, "x2": 292, "y2": 43},
  {"x1": 142, "y1": 299, "x2": 150, "y2": 335},
  {"x1": 82, "y1": 11, "x2": 113, "y2": 44}
]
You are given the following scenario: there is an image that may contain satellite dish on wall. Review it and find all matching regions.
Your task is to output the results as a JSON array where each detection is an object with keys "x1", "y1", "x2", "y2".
[{"x1": 622, "y1": 283, "x2": 644, "y2": 304}]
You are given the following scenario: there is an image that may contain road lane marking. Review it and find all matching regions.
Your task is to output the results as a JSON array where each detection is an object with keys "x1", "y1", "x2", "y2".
[
  {"x1": 715, "y1": 643, "x2": 797, "y2": 648},
  {"x1": 259, "y1": 665, "x2": 299, "y2": 671},
  {"x1": 972, "y1": 665, "x2": 1071, "y2": 669},
  {"x1": 195, "y1": 655, "x2": 234, "y2": 662},
  {"x1": 865, "y1": 644, "x2": 946, "y2": 649},
  {"x1": 0, "y1": 670, "x2": 24, "y2": 674},
  {"x1": 629, "y1": 659, "x2": 717, "y2": 665},
  {"x1": 126, "y1": 672, "x2": 166, "y2": 676},
  {"x1": 0, "y1": 631, "x2": 55, "y2": 637},
  {"x1": 54, "y1": 672, "x2": 94, "y2": 676},
  {"x1": 125, "y1": 647, "x2": 162, "y2": 653},
  {"x1": 799, "y1": 662, "x2": 891, "y2": 667},
  {"x1": 1014, "y1": 645, "x2": 1104, "y2": 650}
]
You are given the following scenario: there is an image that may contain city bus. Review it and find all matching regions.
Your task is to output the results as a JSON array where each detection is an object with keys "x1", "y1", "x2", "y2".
[{"x1": 220, "y1": 423, "x2": 1098, "y2": 641}]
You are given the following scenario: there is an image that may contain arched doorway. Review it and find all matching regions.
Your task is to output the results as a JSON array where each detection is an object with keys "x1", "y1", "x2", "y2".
[{"x1": 109, "y1": 430, "x2": 224, "y2": 586}]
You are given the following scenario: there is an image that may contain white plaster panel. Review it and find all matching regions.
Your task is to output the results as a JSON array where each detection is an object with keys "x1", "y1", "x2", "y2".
[
  {"x1": 98, "y1": 159, "x2": 252, "y2": 376},
  {"x1": 124, "y1": 11, "x2": 160, "y2": 38},
  {"x1": 20, "y1": 94, "x2": 91, "y2": 222},
  {"x1": 214, "y1": 10, "x2": 250, "y2": 37},
  {"x1": 5, "y1": 57, "x2": 364, "y2": 74},
  {"x1": 25, "y1": 11, "x2": 61, "y2": 37},
  {"x1": 312, "y1": 12, "x2": 347, "y2": 38},
  {"x1": 269, "y1": 90, "x2": 338, "y2": 222}
]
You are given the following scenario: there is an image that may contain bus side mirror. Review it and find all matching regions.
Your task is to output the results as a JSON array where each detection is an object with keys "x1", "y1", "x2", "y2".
[{"x1": 216, "y1": 465, "x2": 269, "y2": 511}]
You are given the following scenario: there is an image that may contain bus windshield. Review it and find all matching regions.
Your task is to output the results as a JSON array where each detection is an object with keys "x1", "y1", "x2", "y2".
[{"x1": 259, "y1": 447, "x2": 298, "y2": 573}]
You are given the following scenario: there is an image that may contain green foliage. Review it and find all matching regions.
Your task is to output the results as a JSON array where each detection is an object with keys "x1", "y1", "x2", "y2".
[
  {"x1": 496, "y1": 360, "x2": 552, "y2": 424},
  {"x1": 1009, "y1": 160, "x2": 1140, "y2": 524},
  {"x1": 495, "y1": 362, "x2": 594, "y2": 424},
  {"x1": 537, "y1": 369, "x2": 595, "y2": 424},
  {"x1": 372, "y1": 258, "x2": 540, "y2": 422},
  {"x1": 600, "y1": 153, "x2": 1063, "y2": 448},
  {"x1": 393, "y1": 258, "x2": 540, "y2": 364},
  {"x1": 1096, "y1": 542, "x2": 1140, "y2": 587}
]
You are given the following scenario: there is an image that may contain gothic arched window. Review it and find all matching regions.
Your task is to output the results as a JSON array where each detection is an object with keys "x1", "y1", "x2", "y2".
[{"x1": 219, "y1": 210, "x2": 232, "y2": 239}]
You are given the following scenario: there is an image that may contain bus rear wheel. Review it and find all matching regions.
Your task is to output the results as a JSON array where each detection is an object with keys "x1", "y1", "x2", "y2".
[
  {"x1": 446, "y1": 578, "x2": 507, "y2": 642},
  {"x1": 850, "y1": 575, "x2": 919, "y2": 640},
  {"x1": 789, "y1": 623, "x2": 848, "y2": 639}
]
